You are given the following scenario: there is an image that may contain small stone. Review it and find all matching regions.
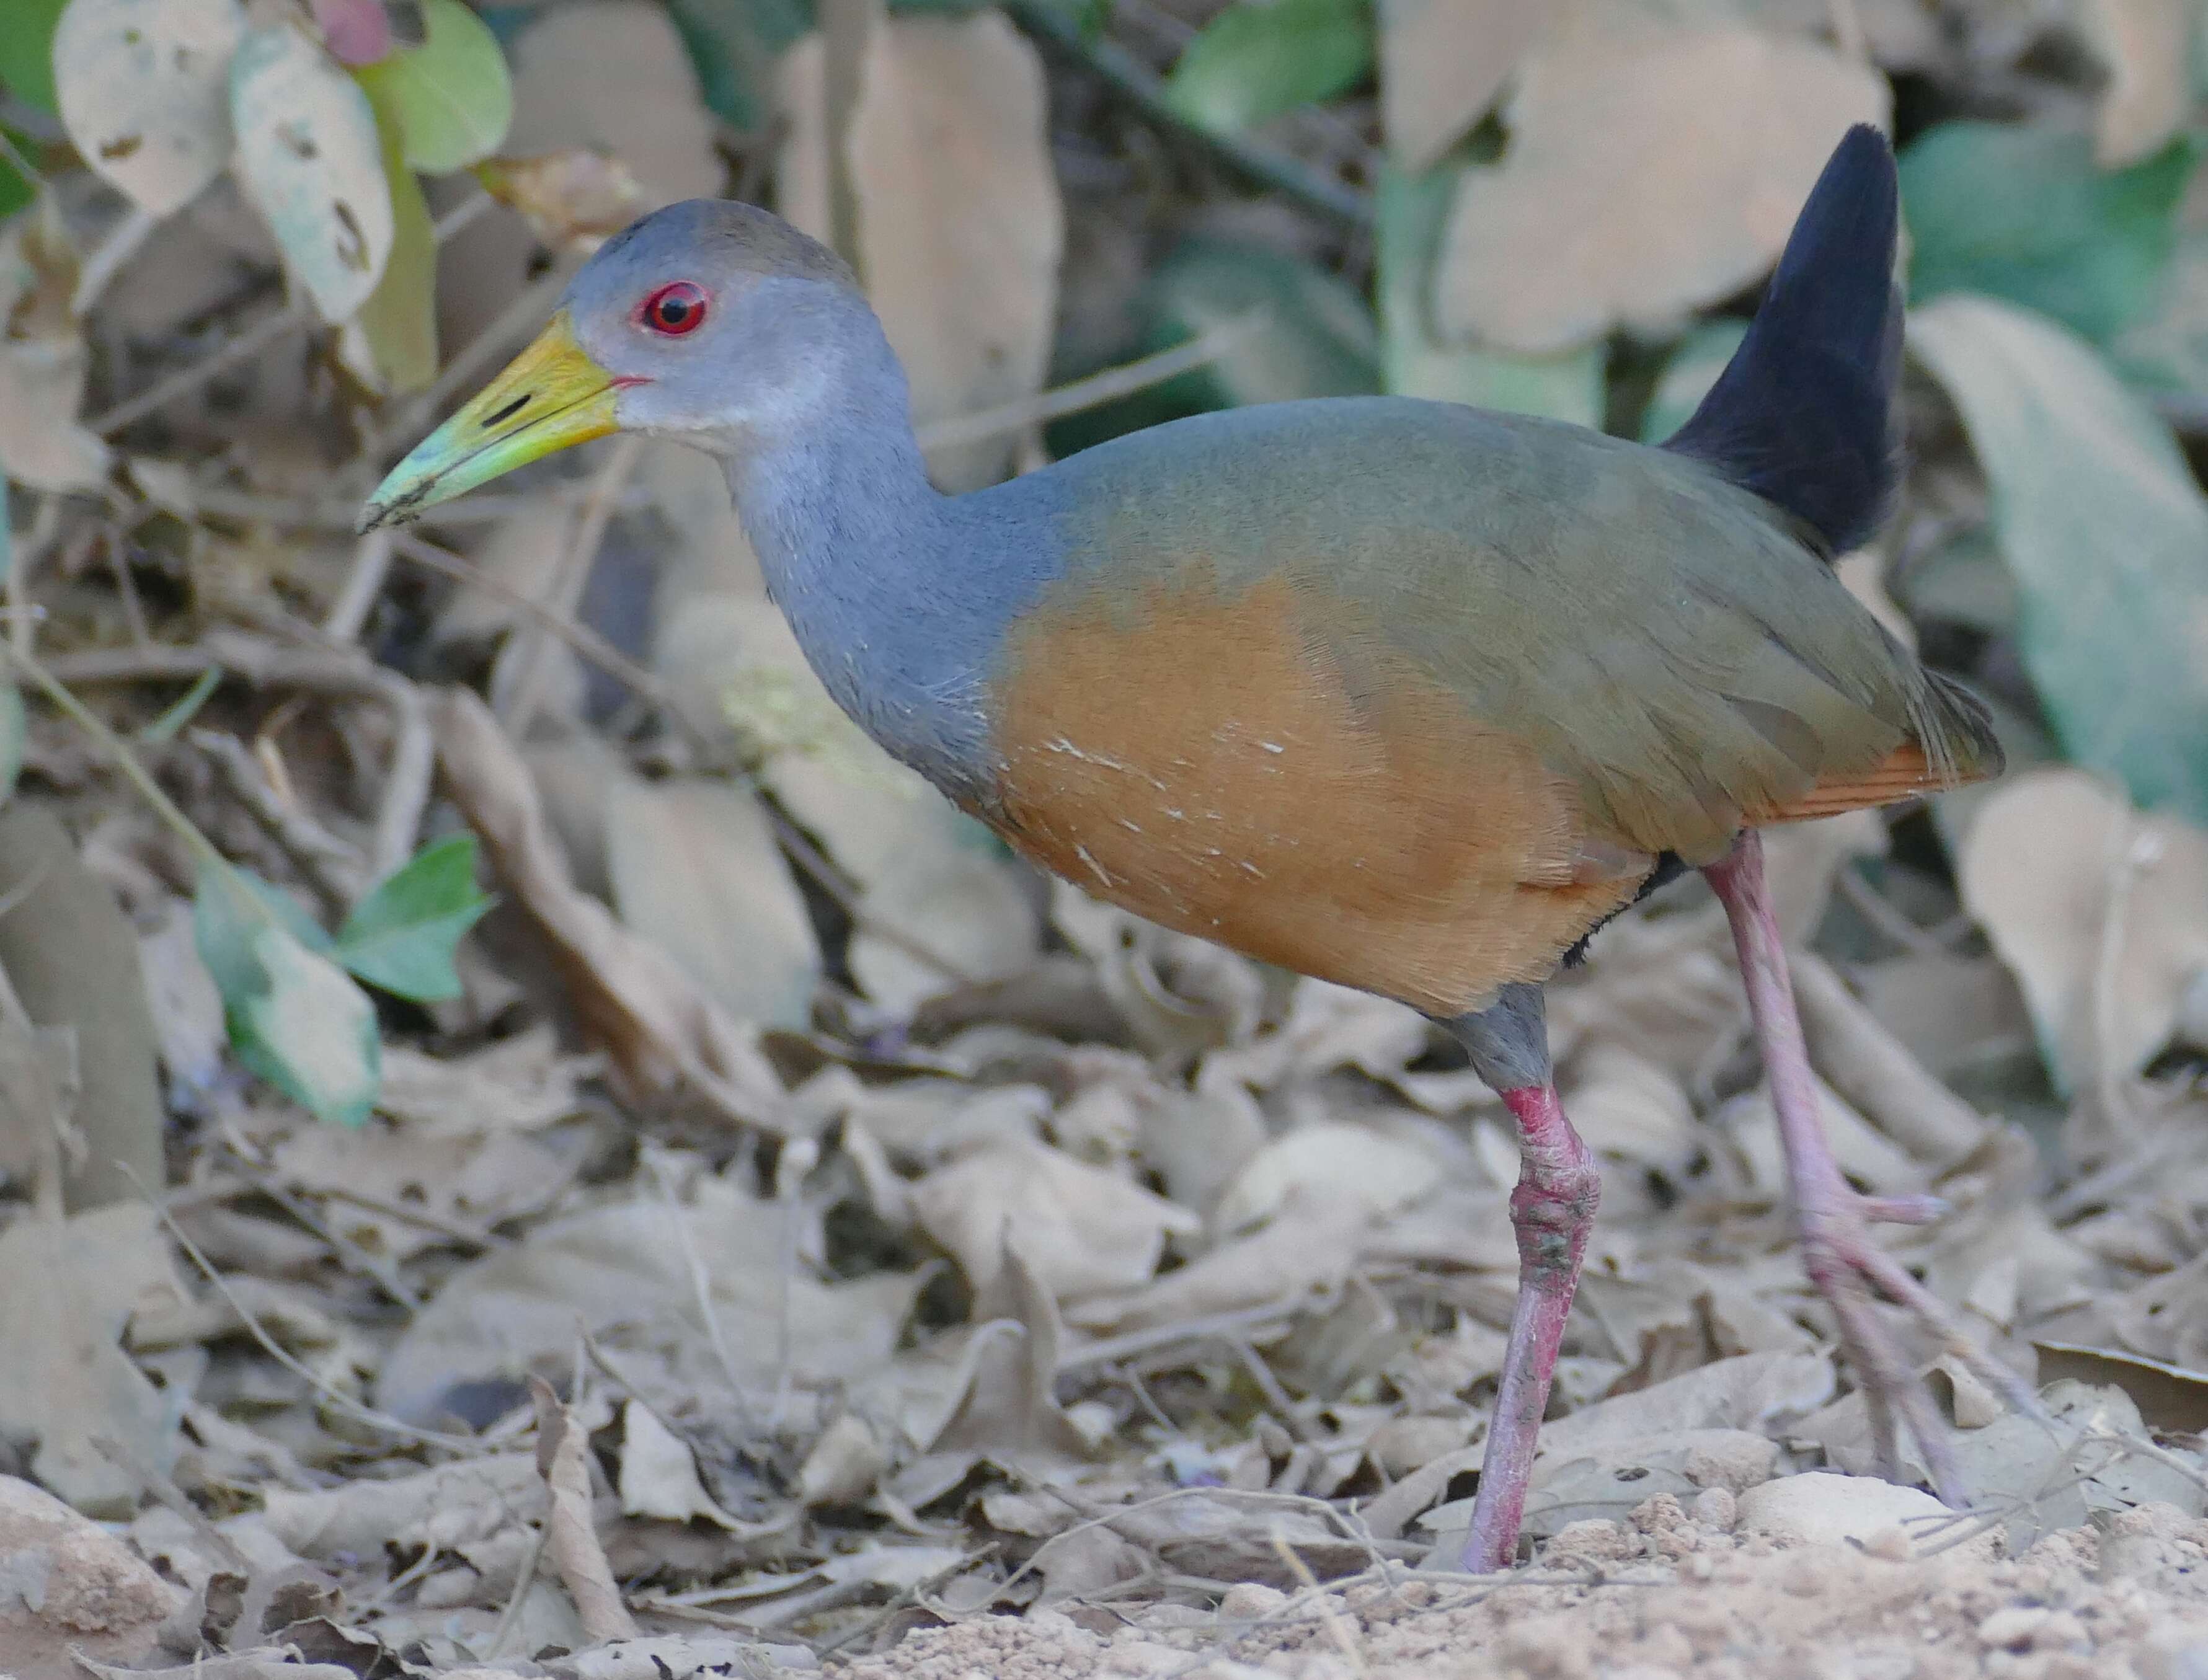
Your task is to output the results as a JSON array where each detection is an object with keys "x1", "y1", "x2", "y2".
[
  {"x1": 1860, "y1": 1525, "x2": 1913, "y2": 1563},
  {"x1": 0, "y1": 1475, "x2": 182, "y2": 1676},
  {"x1": 1681, "y1": 1431, "x2": 1781, "y2": 1493},
  {"x1": 1633, "y1": 1493, "x2": 1689, "y2": 1535},
  {"x1": 1217, "y1": 1581, "x2": 1288, "y2": 1621},
  {"x1": 1735, "y1": 1472, "x2": 1965, "y2": 1555},
  {"x1": 1541, "y1": 1517, "x2": 1641, "y2": 1568},
  {"x1": 1693, "y1": 1487, "x2": 1738, "y2": 1532}
]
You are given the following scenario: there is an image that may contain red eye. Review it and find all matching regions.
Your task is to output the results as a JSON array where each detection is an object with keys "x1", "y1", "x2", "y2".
[{"x1": 641, "y1": 281, "x2": 707, "y2": 336}]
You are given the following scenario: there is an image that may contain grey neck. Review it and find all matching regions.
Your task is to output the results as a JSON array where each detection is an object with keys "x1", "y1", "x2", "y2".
[{"x1": 722, "y1": 350, "x2": 998, "y2": 797}]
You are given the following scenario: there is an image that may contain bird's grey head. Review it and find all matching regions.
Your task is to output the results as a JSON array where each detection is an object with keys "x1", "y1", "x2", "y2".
[{"x1": 564, "y1": 199, "x2": 885, "y2": 454}]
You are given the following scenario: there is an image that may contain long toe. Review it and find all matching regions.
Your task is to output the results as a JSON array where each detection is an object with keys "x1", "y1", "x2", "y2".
[{"x1": 1797, "y1": 1192, "x2": 2038, "y2": 1508}]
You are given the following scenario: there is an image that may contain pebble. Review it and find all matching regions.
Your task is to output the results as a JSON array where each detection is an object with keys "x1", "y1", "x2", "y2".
[
  {"x1": 1735, "y1": 1472, "x2": 1967, "y2": 1556},
  {"x1": 0, "y1": 1474, "x2": 182, "y2": 1678}
]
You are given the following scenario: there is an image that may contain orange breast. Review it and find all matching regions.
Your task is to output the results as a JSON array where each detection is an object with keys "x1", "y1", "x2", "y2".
[{"x1": 983, "y1": 569, "x2": 1651, "y2": 1015}]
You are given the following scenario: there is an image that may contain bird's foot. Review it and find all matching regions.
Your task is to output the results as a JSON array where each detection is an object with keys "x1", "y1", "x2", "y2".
[{"x1": 1793, "y1": 1182, "x2": 2044, "y2": 1505}]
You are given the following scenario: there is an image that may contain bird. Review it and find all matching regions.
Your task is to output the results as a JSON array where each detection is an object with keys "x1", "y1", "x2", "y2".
[{"x1": 364, "y1": 124, "x2": 2033, "y2": 1572}]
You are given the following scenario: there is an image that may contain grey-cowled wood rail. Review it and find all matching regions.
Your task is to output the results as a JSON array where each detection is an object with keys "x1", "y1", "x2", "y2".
[{"x1": 365, "y1": 125, "x2": 2032, "y2": 1570}]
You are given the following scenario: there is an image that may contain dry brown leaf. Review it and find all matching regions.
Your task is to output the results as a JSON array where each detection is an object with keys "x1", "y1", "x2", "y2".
[
  {"x1": 1211, "y1": 1120, "x2": 1444, "y2": 1238},
  {"x1": 505, "y1": 1, "x2": 722, "y2": 205},
  {"x1": 1377, "y1": 0, "x2": 1542, "y2": 171},
  {"x1": 908, "y1": 1139, "x2": 1198, "y2": 1304},
  {"x1": 1719, "y1": 1074, "x2": 1928, "y2": 1200},
  {"x1": 1957, "y1": 767, "x2": 2208, "y2": 1091},
  {"x1": 531, "y1": 1376, "x2": 639, "y2": 1644},
  {"x1": 1435, "y1": 24, "x2": 1887, "y2": 351},
  {"x1": 0, "y1": 210, "x2": 110, "y2": 493},
  {"x1": 432, "y1": 686, "x2": 788, "y2": 1126},
  {"x1": 269, "y1": 1121, "x2": 569, "y2": 1261},
  {"x1": 1558, "y1": 1042, "x2": 1697, "y2": 1172},
  {"x1": 615, "y1": 1400, "x2": 742, "y2": 1529},
  {"x1": 778, "y1": 9, "x2": 1063, "y2": 490},
  {"x1": 0, "y1": 1200, "x2": 190, "y2": 1515},
  {"x1": 1363, "y1": 1349, "x2": 1833, "y2": 1539},
  {"x1": 926, "y1": 1237, "x2": 1091, "y2": 1462},
  {"x1": 1063, "y1": 1183, "x2": 1373, "y2": 1335},
  {"x1": 260, "y1": 1454, "x2": 543, "y2": 1559},
  {"x1": 375, "y1": 1177, "x2": 920, "y2": 1422},
  {"x1": 604, "y1": 774, "x2": 822, "y2": 1030},
  {"x1": 374, "y1": 1027, "x2": 596, "y2": 1136},
  {"x1": 2079, "y1": 0, "x2": 2192, "y2": 166},
  {"x1": 477, "y1": 149, "x2": 652, "y2": 253}
]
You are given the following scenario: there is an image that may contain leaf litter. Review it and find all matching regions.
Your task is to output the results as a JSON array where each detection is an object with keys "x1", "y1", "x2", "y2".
[{"x1": 2, "y1": 0, "x2": 2208, "y2": 1677}]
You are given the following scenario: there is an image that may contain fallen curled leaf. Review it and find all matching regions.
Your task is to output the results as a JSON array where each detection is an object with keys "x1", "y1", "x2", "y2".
[
  {"x1": 531, "y1": 1376, "x2": 639, "y2": 1643},
  {"x1": 505, "y1": 0, "x2": 721, "y2": 206},
  {"x1": 477, "y1": 148, "x2": 651, "y2": 252},
  {"x1": 909, "y1": 1139, "x2": 1198, "y2": 1304}
]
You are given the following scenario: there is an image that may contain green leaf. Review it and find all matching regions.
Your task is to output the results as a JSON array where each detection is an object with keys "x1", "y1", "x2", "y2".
[
  {"x1": 663, "y1": 0, "x2": 810, "y2": 133},
  {"x1": 0, "y1": 0, "x2": 69, "y2": 112},
  {"x1": 1378, "y1": 160, "x2": 1603, "y2": 428},
  {"x1": 0, "y1": 682, "x2": 23, "y2": 810},
  {"x1": 1164, "y1": 0, "x2": 1372, "y2": 135},
  {"x1": 230, "y1": 21, "x2": 392, "y2": 321},
  {"x1": 352, "y1": 0, "x2": 512, "y2": 172},
  {"x1": 342, "y1": 81, "x2": 438, "y2": 394},
  {"x1": 1900, "y1": 122, "x2": 2194, "y2": 344},
  {"x1": 1637, "y1": 318, "x2": 1747, "y2": 444},
  {"x1": 195, "y1": 860, "x2": 379, "y2": 1125},
  {"x1": 1153, "y1": 237, "x2": 1380, "y2": 405},
  {"x1": 2113, "y1": 230, "x2": 2208, "y2": 397},
  {"x1": 0, "y1": 141, "x2": 32, "y2": 224},
  {"x1": 55, "y1": 0, "x2": 245, "y2": 217},
  {"x1": 334, "y1": 833, "x2": 492, "y2": 1003},
  {"x1": 1910, "y1": 294, "x2": 2208, "y2": 824}
]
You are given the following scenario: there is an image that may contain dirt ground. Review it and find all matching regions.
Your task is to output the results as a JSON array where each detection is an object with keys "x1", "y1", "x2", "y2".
[{"x1": 836, "y1": 1495, "x2": 2208, "y2": 1680}]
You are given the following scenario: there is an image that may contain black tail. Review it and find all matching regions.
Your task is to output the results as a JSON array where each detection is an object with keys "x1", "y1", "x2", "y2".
[{"x1": 1663, "y1": 125, "x2": 1902, "y2": 557}]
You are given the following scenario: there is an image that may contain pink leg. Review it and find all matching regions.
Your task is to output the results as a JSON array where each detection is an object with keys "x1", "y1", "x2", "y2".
[
  {"x1": 1463, "y1": 1081, "x2": 1600, "y2": 1572},
  {"x1": 1703, "y1": 831, "x2": 2038, "y2": 1500}
]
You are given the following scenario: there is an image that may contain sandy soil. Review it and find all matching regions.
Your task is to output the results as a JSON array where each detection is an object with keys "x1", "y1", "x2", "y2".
[{"x1": 835, "y1": 1497, "x2": 2208, "y2": 1680}]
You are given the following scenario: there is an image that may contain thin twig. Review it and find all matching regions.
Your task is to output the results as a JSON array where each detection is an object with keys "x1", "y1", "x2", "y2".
[
  {"x1": 499, "y1": 435, "x2": 644, "y2": 736},
  {"x1": 916, "y1": 310, "x2": 1267, "y2": 452},
  {"x1": 122, "y1": 1163, "x2": 484, "y2": 1451},
  {"x1": 324, "y1": 527, "x2": 395, "y2": 644},
  {"x1": 1269, "y1": 1524, "x2": 1368, "y2": 1677},
  {"x1": 183, "y1": 482, "x2": 650, "y2": 534},
  {"x1": 44, "y1": 638, "x2": 432, "y2": 883},
  {"x1": 1004, "y1": 0, "x2": 1372, "y2": 228},
  {"x1": 189, "y1": 725, "x2": 366, "y2": 911},
  {"x1": 392, "y1": 530, "x2": 684, "y2": 727},
  {"x1": 313, "y1": 1179, "x2": 510, "y2": 1251},
  {"x1": 482, "y1": 1520, "x2": 551, "y2": 1660},
  {"x1": 73, "y1": 206, "x2": 161, "y2": 319}
]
